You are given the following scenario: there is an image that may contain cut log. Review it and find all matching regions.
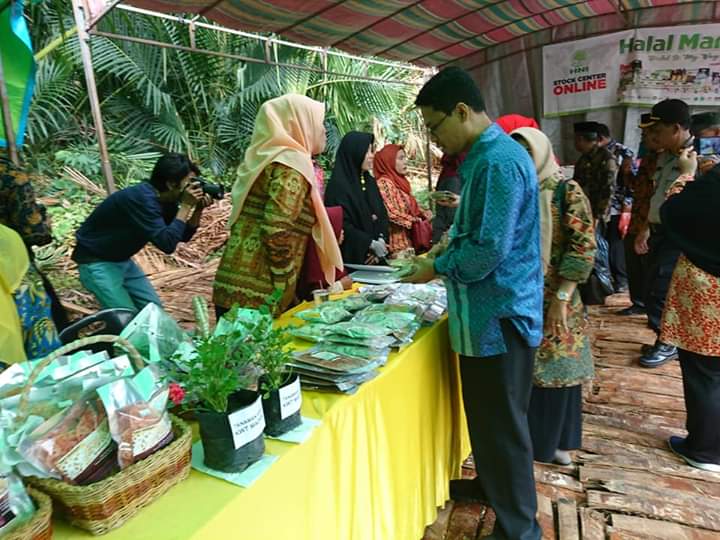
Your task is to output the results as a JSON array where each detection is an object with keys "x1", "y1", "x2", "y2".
[
  {"x1": 580, "y1": 466, "x2": 720, "y2": 500},
  {"x1": 557, "y1": 497, "x2": 580, "y2": 540},
  {"x1": 423, "y1": 502, "x2": 455, "y2": 540},
  {"x1": 579, "y1": 507, "x2": 606, "y2": 540},
  {"x1": 445, "y1": 502, "x2": 484, "y2": 540},
  {"x1": 610, "y1": 514, "x2": 720, "y2": 540},
  {"x1": 587, "y1": 490, "x2": 720, "y2": 531},
  {"x1": 537, "y1": 494, "x2": 556, "y2": 540}
]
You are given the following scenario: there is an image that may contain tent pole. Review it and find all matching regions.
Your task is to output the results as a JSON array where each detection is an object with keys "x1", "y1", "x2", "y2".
[
  {"x1": 71, "y1": 0, "x2": 115, "y2": 193},
  {"x1": 0, "y1": 51, "x2": 19, "y2": 166}
]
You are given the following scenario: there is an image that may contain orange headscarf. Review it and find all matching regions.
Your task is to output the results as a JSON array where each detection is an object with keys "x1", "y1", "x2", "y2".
[
  {"x1": 373, "y1": 144, "x2": 421, "y2": 216},
  {"x1": 228, "y1": 94, "x2": 342, "y2": 284}
]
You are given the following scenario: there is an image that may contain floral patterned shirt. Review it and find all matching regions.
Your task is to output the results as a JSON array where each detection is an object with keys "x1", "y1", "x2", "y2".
[
  {"x1": 534, "y1": 175, "x2": 597, "y2": 388},
  {"x1": 0, "y1": 158, "x2": 51, "y2": 247}
]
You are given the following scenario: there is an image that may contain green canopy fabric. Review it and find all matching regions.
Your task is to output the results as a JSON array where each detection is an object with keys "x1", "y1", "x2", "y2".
[{"x1": 1, "y1": 0, "x2": 35, "y2": 148}]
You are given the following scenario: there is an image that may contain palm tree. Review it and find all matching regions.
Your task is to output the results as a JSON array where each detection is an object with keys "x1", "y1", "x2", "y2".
[{"x1": 24, "y1": 1, "x2": 427, "y2": 186}]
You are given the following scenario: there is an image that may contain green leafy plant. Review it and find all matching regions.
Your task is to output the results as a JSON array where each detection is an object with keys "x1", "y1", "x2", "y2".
[{"x1": 169, "y1": 327, "x2": 253, "y2": 414}]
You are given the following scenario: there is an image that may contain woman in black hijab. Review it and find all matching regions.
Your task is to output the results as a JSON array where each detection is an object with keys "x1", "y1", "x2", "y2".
[{"x1": 325, "y1": 132, "x2": 389, "y2": 264}]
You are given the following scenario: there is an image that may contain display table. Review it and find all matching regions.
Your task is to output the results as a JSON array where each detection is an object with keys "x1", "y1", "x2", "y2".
[{"x1": 54, "y1": 311, "x2": 470, "y2": 540}]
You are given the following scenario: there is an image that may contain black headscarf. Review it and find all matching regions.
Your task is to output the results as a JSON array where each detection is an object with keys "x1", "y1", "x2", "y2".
[
  {"x1": 661, "y1": 164, "x2": 720, "y2": 277},
  {"x1": 324, "y1": 132, "x2": 389, "y2": 264}
]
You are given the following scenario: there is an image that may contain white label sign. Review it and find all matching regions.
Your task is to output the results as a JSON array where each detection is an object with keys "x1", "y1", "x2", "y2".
[
  {"x1": 228, "y1": 396, "x2": 265, "y2": 449},
  {"x1": 279, "y1": 377, "x2": 302, "y2": 420}
]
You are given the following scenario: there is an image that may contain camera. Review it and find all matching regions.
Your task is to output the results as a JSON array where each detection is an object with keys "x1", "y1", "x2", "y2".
[{"x1": 194, "y1": 177, "x2": 225, "y2": 200}]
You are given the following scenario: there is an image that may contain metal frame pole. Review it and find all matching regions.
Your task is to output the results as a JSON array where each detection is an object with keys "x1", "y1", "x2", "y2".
[
  {"x1": 0, "y1": 51, "x2": 19, "y2": 165},
  {"x1": 71, "y1": 0, "x2": 115, "y2": 193}
]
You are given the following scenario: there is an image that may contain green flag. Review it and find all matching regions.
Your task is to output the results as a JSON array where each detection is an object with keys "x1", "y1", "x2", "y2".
[{"x1": 1, "y1": 0, "x2": 35, "y2": 148}]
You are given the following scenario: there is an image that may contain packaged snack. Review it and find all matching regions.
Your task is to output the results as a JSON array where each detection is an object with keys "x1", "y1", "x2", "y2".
[
  {"x1": 97, "y1": 367, "x2": 173, "y2": 469},
  {"x1": 323, "y1": 334, "x2": 396, "y2": 350},
  {"x1": 336, "y1": 295, "x2": 371, "y2": 312},
  {"x1": 295, "y1": 304, "x2": 353, "y2": 325},
  {"x1": 19, "y1": 397, "x2": 118, "y2": 485},
  {"x1": 288, "y1": 323, "x2": 333, "y2": 343},
  {"x1": 291, "y1": 349, "x2": 380, "y2": 374},
  {"x1": 0, "y1": 474, "x2": 35, "y2": 537},
  {"x1": 120, "y1": 303, "x2": 192, "y2": 363},
  {"x1": 310, "y1": 342, "x2": 390, "y2": 362},
  {"x1": 327, "y1": 322, "x2": 391, "y2": 339}
]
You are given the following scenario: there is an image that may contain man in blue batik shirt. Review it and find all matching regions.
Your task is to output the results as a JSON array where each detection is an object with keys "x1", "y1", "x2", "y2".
[{"x1": 406, "y1": 67, "x2": 543, "y2": 540}]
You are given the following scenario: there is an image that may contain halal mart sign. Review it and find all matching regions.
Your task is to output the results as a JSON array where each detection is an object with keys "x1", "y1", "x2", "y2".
[{"x1": 543, "y1": 23, "x2": 720, "y2": 116}]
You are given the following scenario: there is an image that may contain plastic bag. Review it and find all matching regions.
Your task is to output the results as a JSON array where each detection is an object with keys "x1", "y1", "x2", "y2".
[
  {"x1": 97, "y1": 367, "x2": 173, "y2": 469},
  {"x1": 119, "y1": 303, "x2": 192, "y2": 363},
  {"x1": 336, "y1": 295, "x2": 371, "y2": 313},
  {"x1": 328, "y1": 322, "x2": 391, "y2": 339},
  {"x1": 19, "y1": 396, "x2": 117, "y2": 485},
  {"x1": 295, "y1": 304, "x2": 353, "y2": 325},
  {"x1": 309, "y1": 342, "x2": 390, "y2": 363},
  {"x1": 288, "y1": 323, "x2": 333, "y2": 343},
  {"x1": 580, "y1": 225, "x2": 614, "y2": 306},
  {"x1": 0, "y1": 474, "x2": 35, "y2": 537}
]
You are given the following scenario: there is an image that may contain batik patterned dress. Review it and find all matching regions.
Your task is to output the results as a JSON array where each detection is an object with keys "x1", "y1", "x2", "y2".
[
  {"x1": 534, "y1": 175, "x2": 597, "y2": 388},
  {"x1": 376, "y1": 175, "x2": 415, "y2": 254},
  {"x1": 213, "y1": 163, "x2": 315, "y2": 315}
]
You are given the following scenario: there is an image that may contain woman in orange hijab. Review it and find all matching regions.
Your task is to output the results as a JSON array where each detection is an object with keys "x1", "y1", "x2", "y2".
[
  {"x1": 213, "y1": 94, "x2": 342, "y2": 317},
  {"x1": 374, "y1": 144, "x2": 430, "y2": 257}
]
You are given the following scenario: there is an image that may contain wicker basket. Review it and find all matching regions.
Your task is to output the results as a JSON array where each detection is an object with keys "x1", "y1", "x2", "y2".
[
  {"x1": 20, "y1": 335, "x2": 193, "y2": 535},
  {"x1": 4, "y1": 488, "x2": 53, "y2": 540}
]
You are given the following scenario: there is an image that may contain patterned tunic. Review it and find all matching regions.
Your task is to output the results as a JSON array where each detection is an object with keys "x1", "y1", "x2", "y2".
[
  {"x1": 0, "y1": 159, "x2": 60, "y2": 358},
  {"x1": 376, "y1": 175, "x2": 414, "y2": 254},
  {"x1": 535, "y1": 176, "x2": 597, "y2": 388},
  {"x1": 0, "y1": 158, "x2": 51, "y2": 246},
  {"x1": 213, "y1": 163, "x2": 315, "y2": 315},
  {"x1": 661, "y1": 255, "x2": 720, "y2": 356},
  {"x1": 573, "y1": 145, "x2": 617, "y2": 222}
]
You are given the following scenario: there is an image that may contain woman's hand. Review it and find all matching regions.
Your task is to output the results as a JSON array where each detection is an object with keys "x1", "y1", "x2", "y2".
[
  {"x1": 634, "y1": 227, "x2": 650, "y2": 255},
  {"x1": 365, "y1": 253, "x2": 380, "y2": 265},
  {"x1": 545, "y1": 297, "x2": 569, "y2": 336},
  {"x1": 677, "y1": 147, "x2": 698, "y2": 176}
]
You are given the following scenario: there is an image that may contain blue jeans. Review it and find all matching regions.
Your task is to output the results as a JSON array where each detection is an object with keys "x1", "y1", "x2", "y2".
[{"x1": 78, "y1": 260, "x2": 162, "y2": 312}]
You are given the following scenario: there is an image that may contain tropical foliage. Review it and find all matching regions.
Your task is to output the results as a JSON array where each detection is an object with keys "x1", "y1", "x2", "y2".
[{"x1": 24, "y1": 1, "x2": 428, "y2": 190}]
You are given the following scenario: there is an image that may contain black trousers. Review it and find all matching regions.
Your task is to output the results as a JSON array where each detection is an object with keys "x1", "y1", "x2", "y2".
[
  {"x1": 527, "y1": 385, "x2": 583, "y2": 463},
  {"x1": 460, "y1": 320, "x2": 541, "y2": 540},
  {"x1": 623, "y1": 232, "x2": 648, "y2": 309},
  {"x1": 606, "y1": 216, "x2": 628, "y2": 289},
  {"x1": 679, "y1": 349, "x2": 720, "y2": 464},
  {"x1": 644, "y1": 226, "x2": 681, "y2": 334}
]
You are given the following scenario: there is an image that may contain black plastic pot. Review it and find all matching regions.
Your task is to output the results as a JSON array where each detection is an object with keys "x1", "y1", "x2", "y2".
[
  {"x1": 260, "y1": 372, "x2": 302, "y2": 436},
  {"x1": 196, "y1": 389, "x2": 265, "y2": 473}
]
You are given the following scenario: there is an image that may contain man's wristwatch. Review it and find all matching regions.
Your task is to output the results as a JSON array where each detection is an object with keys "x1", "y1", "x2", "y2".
[{"x1": 556, "y1": 290, "x2": 571, "y2": 302}]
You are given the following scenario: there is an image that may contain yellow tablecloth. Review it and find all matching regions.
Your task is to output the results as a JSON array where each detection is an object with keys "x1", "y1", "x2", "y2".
[{"x1": 54, "y1": 314, "x2": 470, "y2": 540}]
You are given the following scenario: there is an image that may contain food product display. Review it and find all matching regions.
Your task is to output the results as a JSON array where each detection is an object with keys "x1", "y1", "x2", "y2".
[
  {"x1": 19, "y1": 397, "x2": 117, "y2": 485},
  {"x1": 296, "y1": 304, "x2": 353, "y2": 325},
  {"x1": 0, "y1": 474, "x2": 35, "y2": 536}
]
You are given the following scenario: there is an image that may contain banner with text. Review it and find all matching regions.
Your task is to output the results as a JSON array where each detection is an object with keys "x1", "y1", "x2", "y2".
[{"x1": 543, "y1": 24, "x2": 720, "y2": 116}]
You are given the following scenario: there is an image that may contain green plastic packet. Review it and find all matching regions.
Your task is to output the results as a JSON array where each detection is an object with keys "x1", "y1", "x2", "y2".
[
  {"x1": 296, "y1": 304, "x2": 353, "y2": 325},
  {"x1": 0, "y1": 473, "x2": 35, "y2": 536},
  {"x1": 120, "y1": 303, "x2": 192, "y2": 364}
]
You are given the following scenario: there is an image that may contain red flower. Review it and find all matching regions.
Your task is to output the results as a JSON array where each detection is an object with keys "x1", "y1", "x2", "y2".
[{"x1": 169, "y1": 383, "x2": 186, "y2": 406}]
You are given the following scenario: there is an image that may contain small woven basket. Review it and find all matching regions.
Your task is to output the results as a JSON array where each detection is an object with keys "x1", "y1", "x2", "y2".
[
  {"x1": 21, "y1": 335, "x2": 192, "y2": 535},
  {"x1": 4, "y1": 488, "x2": 53, "y2": 540}
]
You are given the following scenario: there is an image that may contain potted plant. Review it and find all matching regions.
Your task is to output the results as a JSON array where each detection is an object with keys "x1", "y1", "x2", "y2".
[
  {"x1": 245, "y1": 293, "x2": 303, "y2": 437},
  {"x1": 168, "y1": 300, "x2": 265, "y2": 473}
]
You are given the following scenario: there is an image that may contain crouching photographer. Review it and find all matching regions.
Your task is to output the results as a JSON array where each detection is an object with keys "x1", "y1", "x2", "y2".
[{"x1": 72, "y1": 153, "x2": 221, "y2": 311}]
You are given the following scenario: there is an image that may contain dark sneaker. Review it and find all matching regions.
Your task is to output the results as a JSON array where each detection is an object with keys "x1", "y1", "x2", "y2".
[
  {"x1": 668, "y1": 436, "x2": 720, "y2": 473},
  {"x1": 641, "y1": 343, "x2": 654, "y2": 355},
  {"x1": 640, "y1": 342, "x2": 678, "y2": 368},
  {"x1": 449, "y1": 478, "x2": 488, "y2": 503},
  {"x1": 618, "y1": 305, "x2": 646, "y2": 316}
]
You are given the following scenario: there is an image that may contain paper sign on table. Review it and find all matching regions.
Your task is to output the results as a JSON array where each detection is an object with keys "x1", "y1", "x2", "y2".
[
  {"x1": 191, "y1": 442, "x2": 277, "y2": 488},
  {"x1": 279, "y1": 378, "x2": 302, "y2": 419},
  {"x1": 228, "y1": 396, "x2": 265, "y2": 449},
  {"x1": 267, "y1": 417, "x2": 320, "y2": 444}
]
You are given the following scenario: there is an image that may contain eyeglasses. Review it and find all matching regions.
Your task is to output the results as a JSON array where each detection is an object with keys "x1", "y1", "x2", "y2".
[{"x1": 427, "y1": 113, "x2": 450, "y2": 136}]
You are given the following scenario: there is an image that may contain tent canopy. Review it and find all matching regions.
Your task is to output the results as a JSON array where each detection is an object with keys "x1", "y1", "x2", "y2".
[{"x1": 114, "y1": 0, "x2": 720, "y2": 70}]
